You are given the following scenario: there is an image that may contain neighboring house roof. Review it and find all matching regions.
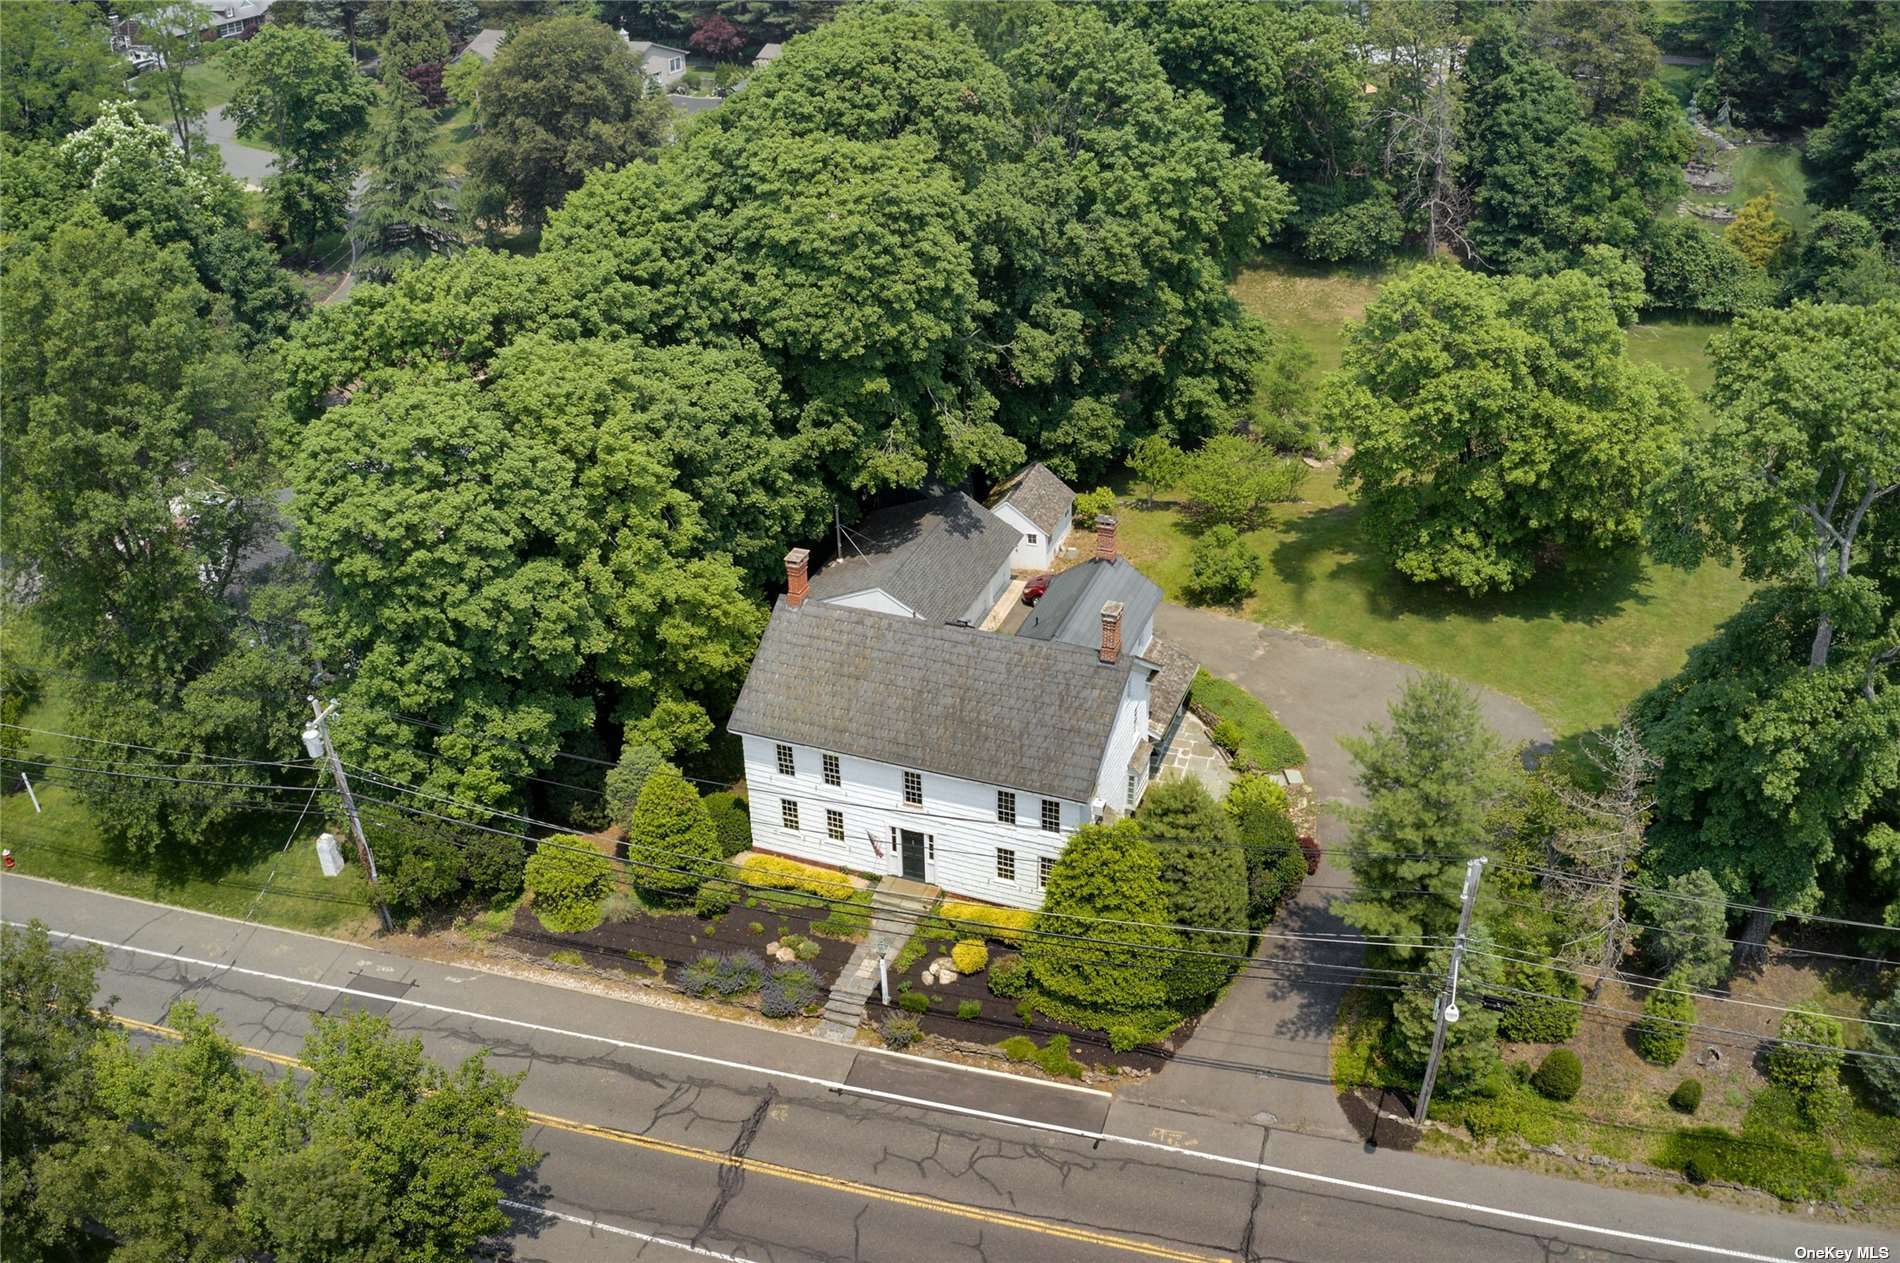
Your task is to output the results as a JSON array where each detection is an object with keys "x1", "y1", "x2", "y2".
[
  {"x1": 753, "y1": 41, "x2": 783, "y2": 63},
  {"x1": 985, "y1": 462, "x2": 1073, "y2": 538},
  {"x1": 807, "y1": 491, "x2": 1018, "y2": 625},
  {"x1": 461, "y1": 28, "x2": 504, "y2": 61},
  {"x1": 628, "y1": 39, "x2": 690, "y2": 59},
  {"x1": 1015, "y1": 556, "x2": 1162, "y2": 651},
  {"x1": 729, "y1": 598, "x2": 1140, "y2": 803}
]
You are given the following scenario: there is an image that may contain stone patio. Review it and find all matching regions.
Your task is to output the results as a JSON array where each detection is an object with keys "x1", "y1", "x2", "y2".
[{"x1": 1153, "y1": 711, "x2": 1236, "y2": 799}]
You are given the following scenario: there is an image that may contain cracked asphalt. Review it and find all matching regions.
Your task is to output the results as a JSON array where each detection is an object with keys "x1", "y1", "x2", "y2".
[{"x1": 8, "y1": 875, "x2": 1891, "y2": 1262}]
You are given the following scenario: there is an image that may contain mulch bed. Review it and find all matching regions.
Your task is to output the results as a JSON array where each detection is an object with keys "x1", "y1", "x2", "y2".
[
  {"x1": 869, "y1": 939, "x2": 1208, "y2": 1075},
  {"x1": 503, "y1": 890, "x2": 859, "y2": 991}
]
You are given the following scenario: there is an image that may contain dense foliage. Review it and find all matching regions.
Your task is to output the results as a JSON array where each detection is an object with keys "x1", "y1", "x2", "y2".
[
  {"x1": 1026, "y1": 819, "x2": 1178, "y2": 1013},
  {"x1": 1136, "y1": 778, "x2": 1248, "y2": 1004},
  {"x1": 1, "y1": 922, "x2": 534, "y2": 1262},
  {"x1": 627, "y1": 764, "x2": 720, "y2": 898},
  {"x1": 1325, "y1": 264, "x2": 1690, "y2": 594}
]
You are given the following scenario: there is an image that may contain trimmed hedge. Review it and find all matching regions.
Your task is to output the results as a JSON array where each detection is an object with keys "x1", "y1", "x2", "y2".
[
  {"x1": 524, "y1": 839, "x2": 616, "y2": 933},
  {"x1": 1530, "y1": 1048, "x2": 1581, "y2": 1101},
  {"x1": 941, "y1": 900, "x2": 1036, "y2": 945},
  {"x1": 704, "y1": 791, "x2": 752, "y2": 859},
  {"x1": 898, "y1": 990, "x2": 930, "y2": 1014},
  {"x1": 987, "y1": 954, "x2": 1029, "y2": 997},
  {"x1": 1188, "y1": 669, "x2": 1306, "y2": 769},
  {"x1": 951, "y1": 939, "x2": 989, "y2": 974},
  {"x1": 1635, "y1": 976, "x2": 1695, "y2": 1065},
  {"x1": 741, "y1": 853, "x2": 857, "y2": 900},
  {"x1": 1669, "y1": 1078, "x2": 1702, "y2": 1114}
]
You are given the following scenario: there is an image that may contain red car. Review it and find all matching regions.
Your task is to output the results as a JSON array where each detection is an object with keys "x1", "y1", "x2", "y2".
[{"x1": 1021, "y1": 573, "x2": 1053, "y2": 605}]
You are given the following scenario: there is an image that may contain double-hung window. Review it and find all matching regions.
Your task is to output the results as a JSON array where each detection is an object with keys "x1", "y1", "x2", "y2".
[
  {"x1": 822, "y1": 752, "x2": 841, "y2": 787},
  {"x1": 903, "y1": 770, "x2": 923, "y2": 806},
  {"x1": 1040, "y1": 798, "x2": 1061, "y2": 832},
  {"x1": 780, "y1": 799, "x2": 800, "y2": 830},
  {"x1": 1037, "y1": 856, "x2": 1055, "y2": 888},
  {"x1": 774, "y1": 743, "x2": 795, "y2": 777},
  {"x1": 996, "y1": 848, "x2": 1016, "y2": 881},
  {"x1": 997, "y1": 790, "x2": 1016, "y2": 825},
  {"x1": 826, "y1": 809, "x2": 845, "y2": 842}
]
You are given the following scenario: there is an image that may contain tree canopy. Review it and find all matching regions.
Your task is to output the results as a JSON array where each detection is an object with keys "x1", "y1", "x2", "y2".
[
  {"x1": 464, "y1": 14, "x2": 672, "y2": 228},
  {"x1": 0, "y1": 1, "x2": 121, "y2": 142},
  {"x1": 1323, "y1": 263, "x2": 1690, "y2": 594}
]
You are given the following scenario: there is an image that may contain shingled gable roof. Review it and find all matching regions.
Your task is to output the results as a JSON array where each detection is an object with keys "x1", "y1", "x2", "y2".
[
  {"x1": 728, "y1": 597, "x2": 1138, "y2": 803},
  {"x1": 805, "y1": 491, "x2": 1017, "y2": 625},
  {"x1": 985, "y1": 462, "x2": 1074, "y2": 537}
]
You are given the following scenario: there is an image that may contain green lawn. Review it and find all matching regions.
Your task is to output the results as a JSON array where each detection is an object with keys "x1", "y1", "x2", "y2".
[
  {"x1": 1, "y1": 661, "x2": 374, "y2": 938},
  {"x1": 1721, "y1": 143, "x2": 1812, "y2": 230},
  {"x1": 1625, "y1": 315, "x2": 1724, "y2": 396},
  {"x1": 1232, "y1": 256, "x2": 1404, "y2": 375},
  {"x1": 1120, "y1": 469, "x2": 1750, "y2": 738}
]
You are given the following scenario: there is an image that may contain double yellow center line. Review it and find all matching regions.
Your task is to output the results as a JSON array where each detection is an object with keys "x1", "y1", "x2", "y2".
[{"x1": 109, "y1": 1013, "x2": 1227, "y2": 1263}]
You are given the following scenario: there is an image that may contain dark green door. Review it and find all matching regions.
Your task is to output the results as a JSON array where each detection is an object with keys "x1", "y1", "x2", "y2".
[{"x1": 900, "y1": 829, "x2": 926, "y2": 881}]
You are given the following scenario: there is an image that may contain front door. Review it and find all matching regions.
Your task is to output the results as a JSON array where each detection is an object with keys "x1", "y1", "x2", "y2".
[{"x1": 899, "y1": 829, "x2": 926, "y2": 881}]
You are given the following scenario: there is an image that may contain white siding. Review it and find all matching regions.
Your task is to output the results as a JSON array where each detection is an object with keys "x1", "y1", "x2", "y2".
[
  {"x1": 959, "y1": 558, "x2": 1013, "y2": 625},
  {"x1": 739, "y1": 735, "x2": 1082, "y2": 909},
  {"x1": 994, "y1": 502, "x2": 1058, "y2": 572},
  {"x1": 824, "y1": 588, "x2": 915, "y2": 618},
  {"x1": 1092, "y1": 668, "x2": 1151, "y2": 809}
]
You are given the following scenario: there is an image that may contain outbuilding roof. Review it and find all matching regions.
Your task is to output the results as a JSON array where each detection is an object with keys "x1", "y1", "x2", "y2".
[
  {"x1": 985, "y1": 462, "x2": 1074, "y2": 537},
  {"x1": 728, "y1": 598, "x2": 1138, "y2": 803},
  {"x1": 806, "y1": 491, "x2": 1017, "y2": 625}
]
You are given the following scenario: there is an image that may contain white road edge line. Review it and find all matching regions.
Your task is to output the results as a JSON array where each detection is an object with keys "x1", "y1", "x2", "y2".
[
  {"x1": 35, "y1": 924, "x2": 1791, "y2": 1263},
  {"x1": 856, "y1": 1042, "x2": 1110, "y2": 1096},
  {"x1": 500, "y1": 1197, "x2": 747, "y2": 1261}
]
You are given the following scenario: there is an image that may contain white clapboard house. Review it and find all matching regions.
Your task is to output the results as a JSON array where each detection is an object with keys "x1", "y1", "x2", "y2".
[{"x1": 727, "y1": 470, "x2": 1196, "y2": 909}]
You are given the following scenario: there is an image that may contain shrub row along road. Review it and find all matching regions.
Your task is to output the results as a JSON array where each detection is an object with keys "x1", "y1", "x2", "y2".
[{"x1": 8, "y1": 875, "x2": 1887, "y2": 1262}]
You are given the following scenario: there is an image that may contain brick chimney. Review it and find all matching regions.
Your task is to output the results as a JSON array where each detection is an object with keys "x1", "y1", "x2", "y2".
[
  {"x1": 1099, "y1": 601, "x2": 1124, "y2": 665},
  {"x1": 785, "y1": 548, "x2": 811, "y2": 609},
  {"x1": 1095, "y1": 516, "x2": 1118, "y2": 562}
]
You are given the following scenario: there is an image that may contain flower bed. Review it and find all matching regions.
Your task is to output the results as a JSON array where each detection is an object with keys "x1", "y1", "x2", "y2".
[{"x1": 501, "y1": 887, "x2": 858, "y2": 1010}]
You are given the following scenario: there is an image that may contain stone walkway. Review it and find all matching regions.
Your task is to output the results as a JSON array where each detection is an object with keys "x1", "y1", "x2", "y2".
[
  {"x1": 815, "y1": 878, "x2": 938, "y2": 1042},
  {"x1": 1153, "y1": 711, "x2": 1237, "y2": 798}
]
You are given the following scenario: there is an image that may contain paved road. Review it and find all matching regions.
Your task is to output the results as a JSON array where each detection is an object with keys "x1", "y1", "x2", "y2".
[
  {"x1": 201, "y1": 105, "x2": 276, "y2": 187},
  {"x1": 9, "y1": 875, "x2": 1888, "y2": 1263},
  {"x1": 1136, "y1": 607, "x2": 1551, "y2": 1134}
]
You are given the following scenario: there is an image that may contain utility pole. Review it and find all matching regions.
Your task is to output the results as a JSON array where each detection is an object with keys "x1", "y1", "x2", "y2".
[
  {"x1": 303, "y1": 698, "x2": 393, "y2": 933},
  {"x1": 1414, "y1": 856, "x2": 1487, "y2": 1125}
]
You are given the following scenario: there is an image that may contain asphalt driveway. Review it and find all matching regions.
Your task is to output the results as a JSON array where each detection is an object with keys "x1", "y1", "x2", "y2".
[{"x1": 1129, "y1": 604, "x2": 1551, "y2": 1136}]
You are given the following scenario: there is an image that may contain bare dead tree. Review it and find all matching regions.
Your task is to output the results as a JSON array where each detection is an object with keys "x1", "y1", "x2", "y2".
[
  {"x1": 1547, "y1": 715, "x2": 1658, "y2": 997},
  {"x1": 1377, "y1": 69, "x2": 1475, "y2": 261}
]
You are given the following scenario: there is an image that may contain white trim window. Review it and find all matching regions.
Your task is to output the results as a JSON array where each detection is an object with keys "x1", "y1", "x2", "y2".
[
  {"x1": 775, "y1": 742, "x2": 795, "y2": 777},
  {"x1": 996, "y1": 848, "x2": 1016, "y2": 881},
  {"x1": 903, "y1": 769, "x2": 923, "y2": 806},
  {"x1": 997, "y1": 790, "x2": 1016, "y2": 825},
  {"x1": 822, "y1": 752, "x2": 841, "y2": 787},
  {"x1": 1037, "y1": 855, "x2": 1055, "y2": 888},
  {"x1": 1026, "y1": 532, "x2": 1038, "y2": 545},
  {"x1": 780, "y1": 798, "x2": 800, "y2": 830},
  {"x1": 1040, "y1": 798, "x2": 1061, "y2": 832},
  {"x1": 1126, "y1": 770, "x2": 1141, "y2": 810},
  {"x1": 825, "y1": 809, "x2": 845, "y2": 842}
]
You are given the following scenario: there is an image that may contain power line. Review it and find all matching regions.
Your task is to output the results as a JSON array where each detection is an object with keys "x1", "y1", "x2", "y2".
[
  {"x1": 1488, "y1": 859, "x2": 1900, "y2": 936},
  {"x1": 0, "y1": 722, "x2": 309, "y2": 769}
]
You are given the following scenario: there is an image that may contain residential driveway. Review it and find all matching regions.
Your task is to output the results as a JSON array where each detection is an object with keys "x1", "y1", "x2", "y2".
[
  {"x1": 1127, "y1": 604, "x2": 1551, "y2": 1137},
  {"x1": 201, "y1": 105, "x2": 275, "y2": 188}
]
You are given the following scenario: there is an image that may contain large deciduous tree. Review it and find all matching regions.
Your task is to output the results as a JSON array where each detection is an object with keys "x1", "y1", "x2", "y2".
[
  {"x1": 1523, "y1": 0, "x2": 1662, "y2": 120},
  {"x1": 0, "y1": 210, "x2": 307, "y2": 862},
  {"x1": 227, "y1": 24, "x2": 377, "y2": 259},
  {"x1": 464, "y1": 15, "x2": 671, "y2": 228},
  {"x1": 1641, "y1": 301, "x2": 1900, "y2": 949},
  {"x1": 1649, "y1": 301, "x2": 1900, "y2": 670},
  {"x1": 0, "y1": 1, "x2": 121, "y2": 141},
  {"x1": 1322, "y1": 264, "x2": 1690, "y2": 595},
  {"x1": 1337, "y1": 674, "x2": 1505, "y2": 964},
  {"x1": 1806, "y1": 31, "x2": 1900, "y2": 242}
]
